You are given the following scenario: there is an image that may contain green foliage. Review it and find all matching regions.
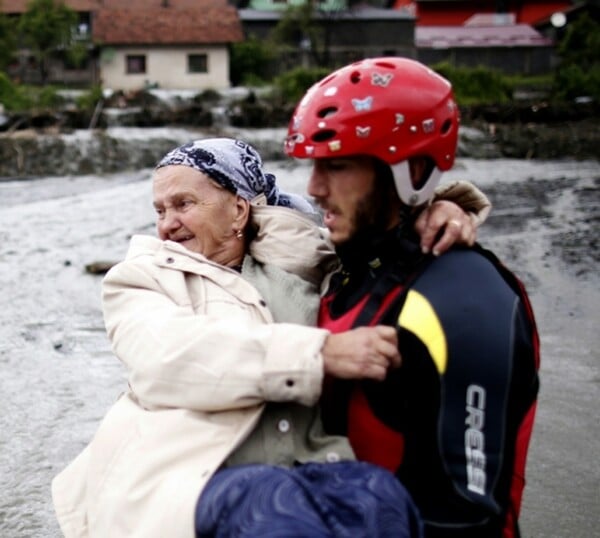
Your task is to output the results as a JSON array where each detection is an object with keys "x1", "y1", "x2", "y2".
[
  {"x1": 196, "y1": 88, "x2": 221, "y2": 103},
  {"x1": 274, "y1": 66, "x2": 330, "y2": 103},
  {"x1": 557, "y1": 13, "x2": 600, "y2": 66},
  {"x1": 0, "y1": 9, "x2": 17, "y2": 71},
  {"x1": 36, "y1": 84, "x2": 63, "y2": 108},
  {"x1": 66, "y1": 41, "x2": 89, "y2": 70},
  {"x1": 504, "y1": 73, "x2": 553, "y2": 90},
  {"x1": 270, "y1": 3, "x2": 315, "y2": 47},
  {"x1": 18, "y1": 0, "x2": 78, "y2": 83},
  {"x1": 0, "y1": 72, "x2": 33, "y2": 110},
  {"x1": 76, "y1": 84, "x2": 103, "y2": 111},
  {"x1": 431, "y1": 62, "x2": 513, "y2": 105},
  {"x1": 0, "y1": 76, "x2": 67, "y2": 110},
  {"x1": 553, "y1": 63, "x2": 600, "y2": 102},
  {"x1": 553, "y1": 13, "x2": 600, "y2": 101},
  {"x1": 269, "y1": 2, "x2": 339, "y2": 66},
  {"x1": 238, "y1": 72, "x2": 270, "y2": 88},
  {"x1": 230, "y1": 36, "x2": 276, "y2": 86}
]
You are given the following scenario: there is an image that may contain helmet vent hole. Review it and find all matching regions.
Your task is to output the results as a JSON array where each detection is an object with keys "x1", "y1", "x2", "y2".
[
  {"x1": 312, "y1": 129, "x2": 336, "y2": 142},
  {"x1": 317, "y1": 106, "x2": 338, "y2": 118},
  {"x1": 319, "y1": 74, "x2": 336, "y2": 87},
  {"x1": 374, "y1": 61, "x2": 395, "y2": 70},
  {"x1": 350, "y1": 70, "x2": 361, "y2": 84},
  {"x1": 441, "y1": 119, "x2": 453, "y2": 135}
]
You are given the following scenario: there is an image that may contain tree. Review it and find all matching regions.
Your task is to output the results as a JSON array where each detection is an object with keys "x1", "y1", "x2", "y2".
[
  {"x1": 270, "y1": 3, "x2": 322, "y2": 64},
  {"x1": 553, "y1": 13, "x2": 600, "y2": 101},
  {"x1": 230, "y1": 35, "x2": 275, "y2": 86},
  {"x1": 270, "y1": 0, "x2": 386, "y2": 69},
  {"x1": 18, "y1": 0, "x2": 77, "y2": 84},
  {"x1": 270, "y1": 1, "x2": 352, "y2": 68},
  {"x1": 0, "y1": 7, "x2": 17, "y2": 71}
]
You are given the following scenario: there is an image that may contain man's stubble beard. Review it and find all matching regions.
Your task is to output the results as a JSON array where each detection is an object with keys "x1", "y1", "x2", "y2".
[{"x1": 350, "y1": 173, "x2": 402, "y2": 243}]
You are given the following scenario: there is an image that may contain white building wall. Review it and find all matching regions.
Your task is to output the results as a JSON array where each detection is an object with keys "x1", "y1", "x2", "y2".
[{"x1": 99, "y1": 46, "x2": 230, "y2": 91}]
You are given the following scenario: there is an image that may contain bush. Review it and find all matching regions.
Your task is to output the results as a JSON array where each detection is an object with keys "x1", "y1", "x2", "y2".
[
  {"x1": 194, "y1": 88, "x2": 221, "y2": 104},
  {"x1": 0, "y1": 72, "x2": 33, "y2": 111},
  {"x1": 230, "y1": 36, "x2": 276, "y2": 86},
  {"x1": 274, "y1": 66, "x2": 330, "y2": 104},
  {"x1": 36, "y1": 85, "x2": 64, "y2": 109},
  {"x1": 0, "y1": 75, "x2": 73, "y2": 111},
  {"x1": 552, "y1": 13, "x2": 600, "y2": 102},
  {"x1": 76, "y1": 84, "x2": 103, "y2": 111},
  {"x1": 553, "y1": 63, "x2": 600, "y2": 102},
  {"x1": 431, "y1": 63, "x2": 513, "y2": 105}
]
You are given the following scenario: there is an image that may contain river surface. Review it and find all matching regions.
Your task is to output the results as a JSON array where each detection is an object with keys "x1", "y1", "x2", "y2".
[{"x1": 0, "y1": 149, "x2": 598, "y2": 537}]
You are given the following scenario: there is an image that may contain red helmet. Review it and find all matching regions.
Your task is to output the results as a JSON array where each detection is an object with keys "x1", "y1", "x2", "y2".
[{"x1": 284, "y1": 57, "x2": 459, "y2": 205}]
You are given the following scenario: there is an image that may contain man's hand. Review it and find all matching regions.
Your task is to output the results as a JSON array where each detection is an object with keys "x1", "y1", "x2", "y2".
[
  {"x1": 322, "y1": 326, "x2": 401, "y2": 381},
  {"x1": 415, "y1": 200, "x2": 477, "y2": 256}
]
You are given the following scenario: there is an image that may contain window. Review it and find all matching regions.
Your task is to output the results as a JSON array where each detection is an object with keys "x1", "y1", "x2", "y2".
[
  {"x1": 188, "y1": 54, "x2": 208, "y2": 73},
  {"x1": 73, "y1": 23, "x2": 90, "y2": 40},
  {"x1": 126, "y1": 55, "x2": 146, "y2": 74}
]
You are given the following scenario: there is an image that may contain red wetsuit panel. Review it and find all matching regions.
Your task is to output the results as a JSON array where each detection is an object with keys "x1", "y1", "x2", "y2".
[
  {"x1": 502, "y1": 401, "x2": 538, "y2": 538},
  {"x1": 319, "y1": 287, "x2": 406, "y2": 473},
  {"x1": 348, "y1": 385, "x2": 404, "y2": 472}
]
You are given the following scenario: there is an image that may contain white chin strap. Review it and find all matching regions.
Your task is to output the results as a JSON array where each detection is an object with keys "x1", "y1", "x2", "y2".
[{"x1": 390, "y1": 160, "x2": 443, "y2": 207}]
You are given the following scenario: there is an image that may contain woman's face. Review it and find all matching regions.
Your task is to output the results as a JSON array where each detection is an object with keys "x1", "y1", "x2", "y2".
[{"x1": 153, "y1": 165, "x2": 248, "y2": 266}]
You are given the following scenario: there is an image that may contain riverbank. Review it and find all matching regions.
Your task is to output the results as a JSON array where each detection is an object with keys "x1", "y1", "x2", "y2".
[
  {"x1": 0, "y1": 119, "x2": 598, "y2": 179},
  {"x1": 0, "y1": 100, "x2": 598, "y2": 178}
]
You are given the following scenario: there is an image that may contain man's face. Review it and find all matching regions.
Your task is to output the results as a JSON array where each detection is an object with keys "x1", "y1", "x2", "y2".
[
  {"x1": 307, "y1": 156, "x2": 379, "y2": 245},
  {"x1": 152, "y1": 165, "x2": 239, "y2": 264}
]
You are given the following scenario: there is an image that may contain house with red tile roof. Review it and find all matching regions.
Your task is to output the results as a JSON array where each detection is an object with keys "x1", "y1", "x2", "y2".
[
  {"x1": 94, "y1": 2, "x2": 243, "y2": 91},
  {"x1": 1, "y1": 0, "x2": 244, "y2": 90},
  {"x1": 1, "y1": 0, "x2": 101, "y2": 12}
]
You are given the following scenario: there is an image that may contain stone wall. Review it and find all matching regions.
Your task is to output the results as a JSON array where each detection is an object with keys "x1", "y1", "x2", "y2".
[{"x1": 0, "y1": 101, "x2": 598, "y2": 178}]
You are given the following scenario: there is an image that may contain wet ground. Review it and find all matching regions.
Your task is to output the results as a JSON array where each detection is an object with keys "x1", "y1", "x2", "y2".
[{"x1": 0, "y1": 156, "x2": 598, "y2": 537}]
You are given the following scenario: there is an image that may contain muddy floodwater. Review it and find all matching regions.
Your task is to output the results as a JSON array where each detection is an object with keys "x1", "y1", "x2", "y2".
[{"x1": 0, "y1": 156, "x2": 598, "y2": 537}]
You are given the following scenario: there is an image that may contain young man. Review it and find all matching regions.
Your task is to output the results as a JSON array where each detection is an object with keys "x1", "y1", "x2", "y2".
[{"x1": 285, "y1": 57, "x2": 540, "y2": 538}]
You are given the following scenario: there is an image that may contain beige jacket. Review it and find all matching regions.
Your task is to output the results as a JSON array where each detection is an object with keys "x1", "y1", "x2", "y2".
[{"x1": 51, "y1": 206, "x2": 334, "y2": 538}]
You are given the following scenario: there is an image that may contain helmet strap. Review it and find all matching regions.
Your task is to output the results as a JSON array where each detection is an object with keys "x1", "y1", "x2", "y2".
[{"x1": 390, "y1": 160, "x2": 443, "y2": 207}]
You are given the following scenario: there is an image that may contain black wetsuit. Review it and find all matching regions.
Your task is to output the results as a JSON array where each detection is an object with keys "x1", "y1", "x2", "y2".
[{"x1": 319, "y1": 225, "x2": 540, "y2": 538}]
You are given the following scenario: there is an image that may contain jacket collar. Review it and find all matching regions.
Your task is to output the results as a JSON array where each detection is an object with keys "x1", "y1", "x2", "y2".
[{"x1": 250, "y1": 204, "x2": 338, "y2": 286}]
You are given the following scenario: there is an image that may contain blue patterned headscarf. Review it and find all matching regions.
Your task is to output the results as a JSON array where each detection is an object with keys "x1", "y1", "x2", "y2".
[{"x1": 156, "y1": 138, "x2": 314, "y2": 214}]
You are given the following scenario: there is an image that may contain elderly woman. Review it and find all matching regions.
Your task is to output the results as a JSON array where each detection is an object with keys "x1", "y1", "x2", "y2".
[{"x1": 52, "y1": 138, "x2": 488, "y2": 538}]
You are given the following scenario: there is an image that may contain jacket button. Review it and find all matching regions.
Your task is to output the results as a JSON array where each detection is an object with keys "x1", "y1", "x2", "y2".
[
  {"x1": 277, "y1": 419, "x2": 290, "y2": 433},
  {"x1": 166, "y1": 257, "x2": 175, "y2": 264},
  {"x1": 259, "y1": 299, "x2": 267, "y2": 307}
]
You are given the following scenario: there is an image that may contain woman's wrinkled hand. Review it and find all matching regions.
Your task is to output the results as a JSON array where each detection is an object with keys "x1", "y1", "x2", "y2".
[
  {"x1": 415, "y1": 200, "x2": 477, "y2": 256},
  {"x1": 322, "y1": 326, "x2": 401, "y2": 381}
]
